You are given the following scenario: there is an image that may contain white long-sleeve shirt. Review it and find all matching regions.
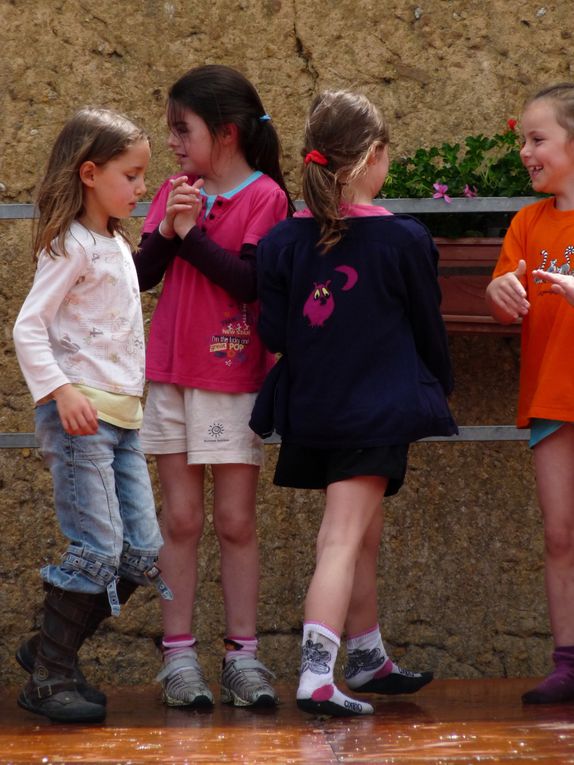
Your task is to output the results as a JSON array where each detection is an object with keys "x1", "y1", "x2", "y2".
[{"x1": 13, "y1": 221, "x2": 145, "y2": 403}]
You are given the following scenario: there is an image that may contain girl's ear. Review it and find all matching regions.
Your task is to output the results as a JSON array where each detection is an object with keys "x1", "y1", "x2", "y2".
[
  {"x1": 366, "y1": 142, "x2": 385, "y2": 166},
  {"x1": 79, "y1": 161, "x2": 97, "y2": 187},
  {"x1": 219, "y1": 123, "x2": 239, "y2": 146}
]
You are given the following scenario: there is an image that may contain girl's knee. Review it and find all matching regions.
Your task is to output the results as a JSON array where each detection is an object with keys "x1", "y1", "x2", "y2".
[
  {"x1": 214, "y1": 512, "x2": 256, "y2": 546},
  {"x1": 163, "y1": 504, "x2": 205, "y2": 541},
  {"x1": 544, "y1": 524, "x2": 574, "y2": 559}
]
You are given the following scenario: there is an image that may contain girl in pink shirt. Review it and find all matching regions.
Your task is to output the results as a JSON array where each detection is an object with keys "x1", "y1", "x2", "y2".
[{"x1": 134, "y1": 65, "x2": 292, "y2": 708}]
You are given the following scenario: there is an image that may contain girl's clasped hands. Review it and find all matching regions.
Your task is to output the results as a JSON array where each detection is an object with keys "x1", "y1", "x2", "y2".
[{"x1": 160, "y1": 175, "x2": 204, "y2": 240}]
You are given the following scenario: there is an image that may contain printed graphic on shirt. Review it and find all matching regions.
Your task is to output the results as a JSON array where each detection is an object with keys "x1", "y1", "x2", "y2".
[
  {"x1": 533, "y1": 245, "x2": 574, "y2": 283},
  {"x1": 209, "y1": 304, "x2": 254, "y2": 367},
  {"x1": 303, "y1": 265, "x2": 359, "y2": 327}
]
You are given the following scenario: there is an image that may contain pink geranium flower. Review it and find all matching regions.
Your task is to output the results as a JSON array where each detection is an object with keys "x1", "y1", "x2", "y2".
[
  {"x1": 432, "y1": 182, "x2": 452, "y2": 203},
  {"x1": 463, "y1": 184, "x2": 478, "y2": 198}
]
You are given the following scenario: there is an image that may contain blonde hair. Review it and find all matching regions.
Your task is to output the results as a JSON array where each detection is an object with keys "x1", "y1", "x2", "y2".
[
  {"x1": 33, "y1": 107, "x2": 147, "y2": 259},
  {"x1": 302, "y1": 90, "x2": 390, "y2": 252},
  {"x1": 527, "y1": 82, "x2": 574, "y2": 139}
]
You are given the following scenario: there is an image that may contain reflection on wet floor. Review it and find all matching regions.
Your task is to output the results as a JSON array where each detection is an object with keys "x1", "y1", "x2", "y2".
[{"x1": 1, "y1": 678, "x2": 574, "y2": 763}]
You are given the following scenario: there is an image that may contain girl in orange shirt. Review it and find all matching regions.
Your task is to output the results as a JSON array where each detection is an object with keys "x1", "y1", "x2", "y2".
[{"x1": 487, "y1": 82, "x2": 574, "y2": 704}]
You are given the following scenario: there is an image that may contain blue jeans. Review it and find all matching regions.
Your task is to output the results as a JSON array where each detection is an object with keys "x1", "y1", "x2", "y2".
[{"x1": 35, "y1": 401, "x2": 168, "y2": 614}]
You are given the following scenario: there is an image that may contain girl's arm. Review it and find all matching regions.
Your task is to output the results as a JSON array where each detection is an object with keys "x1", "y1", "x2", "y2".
[
  {"x1": 134, "y1": 174, "x2": 189, "y2": 291},
  {"x1": 133, "y1": 227, "x2": 181, "y2": 291},
  {"x1": 487, "y1": 213, "x2": 530, "y2": 323},
  {"x1": 51, "y1": 383, "x2": 99, "y2": 435},
  {"x1": 402, "y1": 230, "x2": 454, "y2": 395},
  {"x1": 135, "y1": 225, "x2": 258, "y2": 301},
  {"x1": 486, "y1": 260, "x2": 530, "y2": 323},
  {"x1": 12, "y1": 251, "x2": 98, "y2": 434},
  {"x1": 532, "y1": 269, "x2": 574, "y2": 305},
  {"x1": 171, "y1": 179, "x2": 287, "y2": 302},
  {"x1": 175, "y1": 228, "x2": 257, "y2": 302},
  {"x1": 255, "y1": 235, "x2": 289, "y2": 354}
]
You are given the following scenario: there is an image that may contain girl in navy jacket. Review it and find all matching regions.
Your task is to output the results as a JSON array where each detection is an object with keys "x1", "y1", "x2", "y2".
[{"x1": 253, "y1": 90, "x2": 457, "y2": 716}]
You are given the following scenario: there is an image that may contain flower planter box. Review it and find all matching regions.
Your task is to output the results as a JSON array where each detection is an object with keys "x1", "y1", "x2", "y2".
[
  {"x1": 435, "y1": 236, "x2": 520, "y2": 334},
  {"x1": 379, "y1": 196, "x2": 539, "y2": 334}
]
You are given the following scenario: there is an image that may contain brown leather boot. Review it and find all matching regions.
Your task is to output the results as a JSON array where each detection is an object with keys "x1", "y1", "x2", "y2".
[
  {"x1": 17, "y1": 586, "x2": 106, "y2": 723},
  {"x1": 16, "y1": 578, "x2": 138, "y2": 708}
]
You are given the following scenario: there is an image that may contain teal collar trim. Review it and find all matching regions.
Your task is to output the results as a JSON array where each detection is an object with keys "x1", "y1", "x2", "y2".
[{"x1": 201, "y1": 171, "x2": 263, "y2": 215}]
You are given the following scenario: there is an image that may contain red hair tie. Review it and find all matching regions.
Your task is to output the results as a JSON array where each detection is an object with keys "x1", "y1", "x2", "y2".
[{"x1": 305, "y1": 149, "x2": 328, "y2": 166}]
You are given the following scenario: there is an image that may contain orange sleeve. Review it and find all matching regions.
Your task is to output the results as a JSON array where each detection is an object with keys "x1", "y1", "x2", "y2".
[{"x1": 492, "y1": 206, "x2": 529, "y2": 288}]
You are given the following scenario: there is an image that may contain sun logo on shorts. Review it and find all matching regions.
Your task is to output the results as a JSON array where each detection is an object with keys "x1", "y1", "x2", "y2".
[{"x1": 208, "y1": 422, "x2": 225, "y2": 440}]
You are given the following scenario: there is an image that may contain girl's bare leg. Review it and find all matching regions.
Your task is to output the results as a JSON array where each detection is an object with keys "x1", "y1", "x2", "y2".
[
  {"x1": 155, "y1": 454, "x2": 212, "y2": 707},
  {"x1": 523, "y1": 424, "x2": 574, "y2": 703},
  {"x1": 297, "y1": 476, "x2": 386, "y2": 716},
  {"x1": 212, "y1": 463, "x2": 260, "y2": 637}
]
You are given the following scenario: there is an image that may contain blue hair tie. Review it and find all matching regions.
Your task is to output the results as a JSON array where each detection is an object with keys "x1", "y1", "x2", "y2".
[{"x1": 259, "y1": 114, "x2": 271, "y2": 122}]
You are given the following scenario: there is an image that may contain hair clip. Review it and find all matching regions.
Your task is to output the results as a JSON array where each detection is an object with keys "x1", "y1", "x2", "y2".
[
  {"x1": 304, "y1": 149, "x2": 329, "y2": 166},
  {"x1": 259, "y1": 114, "x2": 271, "y2": 122}
]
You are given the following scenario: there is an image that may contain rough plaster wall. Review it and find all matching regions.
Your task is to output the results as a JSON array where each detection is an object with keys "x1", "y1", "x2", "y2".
[{"x1": 0, "y1": 0, "x2": 562, "y2": 687}]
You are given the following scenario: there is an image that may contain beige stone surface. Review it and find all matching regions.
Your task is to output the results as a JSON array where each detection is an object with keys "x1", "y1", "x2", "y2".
[{"x1": 0, "y1": 0, "x2": 560, "y2": 688}]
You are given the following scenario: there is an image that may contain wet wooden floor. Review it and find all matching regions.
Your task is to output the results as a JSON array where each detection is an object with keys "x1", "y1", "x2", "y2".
[{"x1": 2, "y1": 679, "x2": 574, "y2": 764}]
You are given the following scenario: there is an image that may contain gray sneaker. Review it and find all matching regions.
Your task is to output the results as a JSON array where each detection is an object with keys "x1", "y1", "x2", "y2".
[
  {"x1": 156, "y1": 649, "x2": 214, "y2": 708},
  {"x1": 221, "y1": 656, "x2": 278, "y2": 707}
]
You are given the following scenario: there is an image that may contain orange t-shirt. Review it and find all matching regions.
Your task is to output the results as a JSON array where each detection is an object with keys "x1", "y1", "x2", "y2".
[{"x1": 493, "y1": 197, "x2": 574, "y2": 428}]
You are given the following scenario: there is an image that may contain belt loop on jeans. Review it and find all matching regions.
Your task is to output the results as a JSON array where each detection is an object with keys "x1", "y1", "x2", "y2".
[
  {"x1": 106, "y1": 579, "x2": 121, "y2": 616},
  {"x1": 145, "y1": 565, "x2": 173, "y2": 601}
]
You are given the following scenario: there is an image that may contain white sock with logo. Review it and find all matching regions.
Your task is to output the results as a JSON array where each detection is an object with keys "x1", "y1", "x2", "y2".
[
  {"x1": 345, "y1": 624, "x2": 433, "y2": 694},
  {"x1": 296, "y1": 622, "x2": 373, "y2": 716}
]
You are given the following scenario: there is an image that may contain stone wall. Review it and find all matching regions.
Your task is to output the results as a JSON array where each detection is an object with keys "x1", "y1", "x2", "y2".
[{"x1": 0, "y1": 0, "x2": 562, "y2": 687}]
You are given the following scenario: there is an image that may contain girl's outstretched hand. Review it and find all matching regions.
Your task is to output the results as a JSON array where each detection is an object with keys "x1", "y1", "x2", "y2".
[
  {"x1": 53, "y1": 384, "x2": 99, "y2": 435},
  {"x1": 161, "y1": 176, "x2": 204, "y2": 239},
  {"x1": 485, "y1": 259, "x2": 530, "y2": 323},
  {"x1": 532, "y1": 269, "x2": 574, "y2": 306}
]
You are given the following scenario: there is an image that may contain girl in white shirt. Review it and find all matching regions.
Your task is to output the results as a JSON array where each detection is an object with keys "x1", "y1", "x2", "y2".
[{"x1": 12, "y1": 107, "x2": 168, "y2": 724}]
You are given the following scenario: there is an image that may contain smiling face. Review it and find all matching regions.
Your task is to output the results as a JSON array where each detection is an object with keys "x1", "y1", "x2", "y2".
[
  {"x1": 520, "y1": 98, "x2": 574, "y2": 206},
  {"x1": 80, "y1": 139, "x2": 150, "y2": 235},
  {"x1": 167, "y1": 108, "x2": 217, "y2": 177}
]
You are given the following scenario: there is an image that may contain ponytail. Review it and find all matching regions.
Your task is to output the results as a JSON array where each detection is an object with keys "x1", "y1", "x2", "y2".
[
  {"x1": 245, "y1": 116, "x2": 295, "y2": 214},
  {"x1": 302, "y1": 152, "x2": 346, "y2": 252}
]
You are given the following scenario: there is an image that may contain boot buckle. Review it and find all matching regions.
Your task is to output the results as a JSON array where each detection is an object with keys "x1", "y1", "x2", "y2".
[{"x1": 34, "y1": 679, "x2": 77, "y2": 699}]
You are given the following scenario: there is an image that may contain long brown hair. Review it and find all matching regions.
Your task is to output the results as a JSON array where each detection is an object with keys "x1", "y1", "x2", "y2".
[
  {"x1": 302, "y1": 90, "x2": 389, "y2": 252},
  {"x1": 33, "y1": 107, "x2": 147, "y2": 259}
]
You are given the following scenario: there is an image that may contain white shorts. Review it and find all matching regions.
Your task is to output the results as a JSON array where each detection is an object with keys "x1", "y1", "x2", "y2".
[{"x1": 140, "y1": 383, "x2": 264, "y2": 466}]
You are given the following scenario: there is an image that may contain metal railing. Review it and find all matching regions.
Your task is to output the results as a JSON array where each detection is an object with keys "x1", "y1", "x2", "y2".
[
  {"x1": 0, "y1": 196, "x2": 541, "y2": 220},
  {"x1": 1, "y1": 200, "x2": 531, "y2": 446}
]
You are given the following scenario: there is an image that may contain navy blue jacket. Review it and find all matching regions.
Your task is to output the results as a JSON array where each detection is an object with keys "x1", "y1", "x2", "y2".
[{"x1": 251, "y1": 214, "x2": 457, "y2": 447}]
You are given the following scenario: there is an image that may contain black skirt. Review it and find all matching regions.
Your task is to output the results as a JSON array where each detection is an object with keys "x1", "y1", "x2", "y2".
[{"x1": 274, "y1": 442, "x2": 409, "y2": 497}]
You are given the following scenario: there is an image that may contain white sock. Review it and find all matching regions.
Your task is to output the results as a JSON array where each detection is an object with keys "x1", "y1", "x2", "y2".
[
  {"x1": 347, "y1": 624, "x2": 386, "y2": 655},
  {"x1": 297, "y1": 622, "x2": 373, "y2": 715},
  {"x1": 162, "y1": 633, "x2": 197, "y2": 660},
  {"x1": 223, "y1": 635, "x2": 258, "y2": 664},
  {"x1": 346, "y1": 624, "x2": 429, "y2": 691},
  {"x1": 345, "y1": 624, "x2": 392, "y2": 686}
]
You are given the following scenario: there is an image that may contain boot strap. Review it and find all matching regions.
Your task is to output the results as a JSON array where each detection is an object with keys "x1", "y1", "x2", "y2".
[{"x1": 34, "y1": 679, "x2": 78, "y2": 699}]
